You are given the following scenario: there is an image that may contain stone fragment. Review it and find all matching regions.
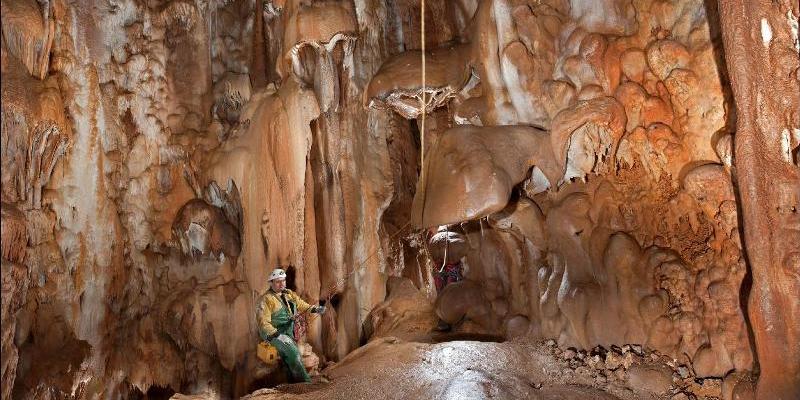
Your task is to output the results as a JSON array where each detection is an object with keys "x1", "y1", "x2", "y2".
[{"x1": 627, "y1": 365, "x2": 674, "y2": 395}]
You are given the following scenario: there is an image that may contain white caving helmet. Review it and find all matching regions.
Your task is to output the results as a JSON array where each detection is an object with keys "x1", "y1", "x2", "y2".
[{"x1": 268, "y1": 268, "x2": 287, "y2": 281}]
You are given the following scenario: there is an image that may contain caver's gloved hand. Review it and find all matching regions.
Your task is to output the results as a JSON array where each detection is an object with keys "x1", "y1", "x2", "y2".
[{"x1": 312, "y1": 305, "x2": 326, "y2": 315}]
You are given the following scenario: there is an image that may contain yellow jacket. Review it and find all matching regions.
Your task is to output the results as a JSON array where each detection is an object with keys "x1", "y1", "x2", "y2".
[{"x1": 255, "y1": 289, "x2": 313, "y2": 338}]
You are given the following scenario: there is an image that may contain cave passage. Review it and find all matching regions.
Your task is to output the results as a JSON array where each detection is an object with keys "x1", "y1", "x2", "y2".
[{"x1": 1, "y1": 0, "x2": 798, "y2": 399}]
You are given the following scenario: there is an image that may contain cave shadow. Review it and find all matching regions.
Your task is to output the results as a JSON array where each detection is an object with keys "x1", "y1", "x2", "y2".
[
  {"x1": 246, "y1": 367, "x2": 291, "y2": 393},
  {"x1": 123, "y1": 383, "x2": 176, "y2": 400},
  {"x1": 141, "y1": 385, "x2": 176, "y2": 400},
  {"x1": 285, "y1": 265, "x2": 297, "y2": 291},
  {"x1": 429, "y1": 332, "x2": 505, "y2": 344}
]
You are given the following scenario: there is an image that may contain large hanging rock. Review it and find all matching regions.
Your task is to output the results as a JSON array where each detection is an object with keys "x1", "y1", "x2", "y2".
[
  {"x1": 427, "y1": 227, "x2": 468, "y2": 264},
  {"x1": 411, "y1": 125, "x2": 559, "y2": 228}
]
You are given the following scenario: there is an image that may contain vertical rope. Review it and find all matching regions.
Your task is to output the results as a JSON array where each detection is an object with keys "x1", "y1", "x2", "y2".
[
  {"x1": 419, "y1": 0, "x2": 427, "y2": 226},
  {"x1": 440, "y1": 226, "x2": 449, "y2": 273},
  {"x1": 420, "y1": 1, "x2": 426, "y2": 191}
]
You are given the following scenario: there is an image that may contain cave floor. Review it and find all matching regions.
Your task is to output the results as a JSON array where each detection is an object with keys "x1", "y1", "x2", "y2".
[{"x1": 238, "y1": 338, "x2": 683, "y2": 400}]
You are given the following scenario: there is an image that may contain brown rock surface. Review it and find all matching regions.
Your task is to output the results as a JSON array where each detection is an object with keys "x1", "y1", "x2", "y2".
[
  {"x1": 1, "y1": 0, "x2": 796, "y2": 397},
  {"x1": 241, "y1": 339, "x2": 668, "y2": 400},
  {"x1": 717, "y1": 0, "x2": 800, "y2": 398}
]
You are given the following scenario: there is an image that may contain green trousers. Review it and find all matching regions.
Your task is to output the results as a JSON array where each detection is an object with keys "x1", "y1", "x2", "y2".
[{"x1": 269, "y1": 303, "x2": 311, "y2": 383}]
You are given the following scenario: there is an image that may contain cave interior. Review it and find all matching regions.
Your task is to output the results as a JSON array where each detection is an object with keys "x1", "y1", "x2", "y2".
[{"x1": 1, "y1": 0, "x2": 799, "y2": 399}]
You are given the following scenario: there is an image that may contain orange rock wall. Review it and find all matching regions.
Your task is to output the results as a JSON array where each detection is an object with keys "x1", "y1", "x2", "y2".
[{"x1": 2, "y1": 0, "x2": 797, "y2": 398}]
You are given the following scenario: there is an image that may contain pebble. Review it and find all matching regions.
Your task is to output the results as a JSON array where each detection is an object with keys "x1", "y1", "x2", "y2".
[
  {"x1": 605, "y1": 352, "x2": 623, "y2": 370},
  {"x1": 562, "y1": 349, "x2": 577, "y2": 360},
  {"x1": 690, "y1": 378, "x2": 722, "y2": 398},
  {"x1": 591, "y1": 346, "x2": 607, "y2": 356},
  {"x1": 621, "y1": 352, "x2": 635, "y2": 369},
  {"x1": 575, "y1": 366, "x2": 590, "y2": 375},
  {"x1": 587, "y1": 355, "x2": 603, "y2": 369},
  {"x1": 627, "y1": 365, "x2": 674, "y2": 395}
]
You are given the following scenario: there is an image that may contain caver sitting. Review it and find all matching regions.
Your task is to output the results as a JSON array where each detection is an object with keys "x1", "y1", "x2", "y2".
[{"x1": 255, "y1": 268, "x2": 326, "y2": 383}]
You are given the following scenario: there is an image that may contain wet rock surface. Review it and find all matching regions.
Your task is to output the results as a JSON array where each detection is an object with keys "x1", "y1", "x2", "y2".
[
  {"x1": 234, "y1": 338, "x2": 739, "y2": 400},
  {"x1": 2, "y1": 0, "x2": 797, "y2": 397}
]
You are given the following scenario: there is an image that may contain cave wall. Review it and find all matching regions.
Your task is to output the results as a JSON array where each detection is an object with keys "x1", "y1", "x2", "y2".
[
  {"x1": 1, "y1": 0, "x2": 798, "y2": 398},
  {"x1": 0, "y1": 0, "x2": 423, "y2": 397},
  {"x1": 716, "y1": 0, "x2": 800, "y2": 397},
  {"x1": 366, "y1": 0, "x2": 793, "y2": 393}
]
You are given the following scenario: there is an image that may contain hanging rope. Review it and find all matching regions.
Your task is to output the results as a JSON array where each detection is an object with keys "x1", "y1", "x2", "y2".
[
  {"x1": 439, "y1": 226, "x2": 449, "y2": 273},
  {"x1": 418, "y1": 0, "x2": 428, "y2": 226},
  {"x1": 420, "y1": 0, "x2": 427, "y2": 177},
  {"x1": 293, "y1": 1, "x2": 429, "y2": 325}
]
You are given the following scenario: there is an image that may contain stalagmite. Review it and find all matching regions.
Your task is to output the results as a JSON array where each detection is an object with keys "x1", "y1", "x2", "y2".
[{"x1": 2, "y1": 0, "x2": 797, "y2": 398}]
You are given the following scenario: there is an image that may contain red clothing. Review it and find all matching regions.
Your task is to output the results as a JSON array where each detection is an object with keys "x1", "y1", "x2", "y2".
[{"x1": 434, "y1": 262, "x2": 463, "y2": 292}]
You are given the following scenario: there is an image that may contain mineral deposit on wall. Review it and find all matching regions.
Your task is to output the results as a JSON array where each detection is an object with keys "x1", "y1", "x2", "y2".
[{"x1": 1, "y1": 0, "x2": 798, "y2": 399}]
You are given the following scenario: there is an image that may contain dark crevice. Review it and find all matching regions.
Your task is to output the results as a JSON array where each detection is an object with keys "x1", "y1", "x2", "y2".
[
  {"x1": 285, "y1": 265, "x2": 297, "y2": 291},
  {"x1": 429, "y1": 332, "x2": 505, "y2": 343}
]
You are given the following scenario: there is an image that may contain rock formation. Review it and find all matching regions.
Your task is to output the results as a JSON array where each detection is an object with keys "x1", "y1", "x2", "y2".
[
  {"x1": 1, "y1": 0, "x2": 797, "y2": 398},
  {"x1": 716, "y1": 0, "x2": 800, "y2": 398}
]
